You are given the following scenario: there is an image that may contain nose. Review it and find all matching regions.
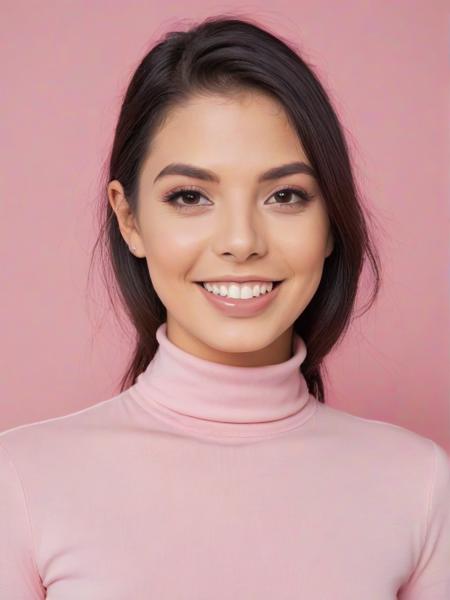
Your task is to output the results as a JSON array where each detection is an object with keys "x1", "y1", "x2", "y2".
[{"x1": 211, "y1": 197, "x2": 267, "y2": 262}]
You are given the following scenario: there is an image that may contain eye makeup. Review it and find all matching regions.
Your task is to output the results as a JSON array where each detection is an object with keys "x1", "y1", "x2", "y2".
[{"x1": 160, "y1": 185, "x2": 315, "y2": 212}]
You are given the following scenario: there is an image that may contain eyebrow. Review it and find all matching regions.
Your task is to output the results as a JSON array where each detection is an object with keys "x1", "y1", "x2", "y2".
[{"x1": 153, "y1": 161, "x2": 316, "y2": 184}]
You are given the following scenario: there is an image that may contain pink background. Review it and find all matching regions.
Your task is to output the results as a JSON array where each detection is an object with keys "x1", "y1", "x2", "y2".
[{"x1": 1, "y1": 2, "x2": 449, "y2": 451}]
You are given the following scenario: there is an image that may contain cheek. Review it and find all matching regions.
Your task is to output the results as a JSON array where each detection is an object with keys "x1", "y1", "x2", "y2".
[
  {"x1": 279, "y1": 217, "x2": 330, "y2": 274},
  {"x1": 141, "y1": 221, "x2": 202, "y2": 283}
]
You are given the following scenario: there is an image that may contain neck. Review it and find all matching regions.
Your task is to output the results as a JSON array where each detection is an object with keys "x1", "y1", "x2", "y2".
[
  {"x1": 164, "y1": 319, "x2": 296, "y2": 367},
  {"x1": 129, "y1": 322, "x2": 318, "y2": 443}
]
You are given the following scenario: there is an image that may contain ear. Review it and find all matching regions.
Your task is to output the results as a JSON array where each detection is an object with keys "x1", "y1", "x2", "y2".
[{"x1": 107, "y1": 180, "x2": 145, "y2": 257}]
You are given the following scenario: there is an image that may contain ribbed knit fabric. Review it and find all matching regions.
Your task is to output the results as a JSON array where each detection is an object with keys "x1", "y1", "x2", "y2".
[{"x1": 1, "y1": 321, "x2": 449, "y2": 599}]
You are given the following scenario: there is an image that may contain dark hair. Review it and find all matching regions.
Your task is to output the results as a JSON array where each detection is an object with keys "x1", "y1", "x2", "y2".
[{"x1": 88, "y1": 14, "x2": 382, "y2": 403}]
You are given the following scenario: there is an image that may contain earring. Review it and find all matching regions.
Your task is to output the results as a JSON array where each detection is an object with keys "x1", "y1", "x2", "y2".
[{"x1": 129, "y1": 244, "x2": 137, "y2": 254}]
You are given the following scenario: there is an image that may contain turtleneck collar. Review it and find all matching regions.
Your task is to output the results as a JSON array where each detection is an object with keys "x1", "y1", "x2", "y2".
[{"x1": 129, "y1": 322, "x2": 318, "y2": 441}]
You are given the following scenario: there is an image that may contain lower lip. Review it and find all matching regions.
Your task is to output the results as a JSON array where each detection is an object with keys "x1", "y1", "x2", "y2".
[{"x1": 195, "y1": 282, "x2": 283, "y2": 317}]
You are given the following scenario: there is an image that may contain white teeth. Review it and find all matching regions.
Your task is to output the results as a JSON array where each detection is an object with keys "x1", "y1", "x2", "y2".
[{"x1": 202, "y1": 281, "x2": 274, "y2": 299}]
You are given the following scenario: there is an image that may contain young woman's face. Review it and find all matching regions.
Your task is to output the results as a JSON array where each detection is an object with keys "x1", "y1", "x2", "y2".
[{"x1": 108, "y1": 91, "x2": 334, "y2": 365}]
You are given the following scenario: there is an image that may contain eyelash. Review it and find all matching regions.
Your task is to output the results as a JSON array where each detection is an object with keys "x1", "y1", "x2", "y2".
[{"x1": 160, "y1": 185, "x2": 314, "y2": 212}]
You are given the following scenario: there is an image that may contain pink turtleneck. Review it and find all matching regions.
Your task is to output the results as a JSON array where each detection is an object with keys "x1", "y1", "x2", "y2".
[{"x1": 1, "y1": 322, "x2": 449, "y2": 598}]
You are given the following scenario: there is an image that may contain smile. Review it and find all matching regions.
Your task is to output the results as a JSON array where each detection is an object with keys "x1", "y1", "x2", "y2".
[
  {"x1": 200, "y1": 280, "x2": 282, "y2": 299},
  {"x1": 195, "y1": 280, "x2": 284, "y2": 317}
]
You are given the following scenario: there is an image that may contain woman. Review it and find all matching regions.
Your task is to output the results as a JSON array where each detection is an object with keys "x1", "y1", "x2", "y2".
[{"x1": 1, "y1": 15, "x2": 449, "y2": 599}]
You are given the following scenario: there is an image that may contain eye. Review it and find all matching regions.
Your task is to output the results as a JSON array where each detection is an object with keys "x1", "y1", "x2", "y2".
[
  {"x1": 160, "y1": 185, "x2": 314, "y2": 211},
  {"x1": 161, "y1": 186, "x2": 210, "y2": 211},
  {"x1": 266, "y1": 186, "x2": 314, "y2": 209}
]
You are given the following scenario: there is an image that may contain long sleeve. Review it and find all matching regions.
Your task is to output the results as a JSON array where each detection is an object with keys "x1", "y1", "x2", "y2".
[
  {"x1": 0, "y1": 442, "x2": 45, "y2": 599},
  {"x1": 0, "y1": 336, "x2": 448, "y2": 600},
  {"x1": 398, "y1": 440, "x2": 450, "y2": 599}
]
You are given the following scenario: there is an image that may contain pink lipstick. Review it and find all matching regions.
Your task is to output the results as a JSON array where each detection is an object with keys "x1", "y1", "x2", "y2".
[{"x1": 195, "y1": 281, "x2": 283, "y2": 317}]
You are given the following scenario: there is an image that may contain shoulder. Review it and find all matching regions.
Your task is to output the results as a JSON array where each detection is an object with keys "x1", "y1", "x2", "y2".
[
  {"x1": 0, "y1": 390, "x2": 131, "y2": 466},
  {"x1": 314, "y1": 399, "x2": 442, "y2": 451},
  {"x1": 313, "y1": 400, "x2": 448, "y2": 486}
]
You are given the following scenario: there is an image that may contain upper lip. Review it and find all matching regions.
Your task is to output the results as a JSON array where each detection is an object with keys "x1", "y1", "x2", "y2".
[{"x1": 195, "y1": 275, "x2": 283, "y2": 283}]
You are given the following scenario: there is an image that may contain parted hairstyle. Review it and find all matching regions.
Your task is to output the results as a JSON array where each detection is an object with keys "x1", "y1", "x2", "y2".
[{"x1": 88, "y1": 14, "x2": 382, "y2": 403}]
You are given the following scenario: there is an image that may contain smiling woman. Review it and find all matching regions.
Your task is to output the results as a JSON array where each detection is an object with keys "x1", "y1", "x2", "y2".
[
  {"x1": 1, "y1": 12, "x2": 449, "y2": 600},
  {"x1": 106, "y1": 90, "x2": 336, "y2": 366},
  {"x1": 96, "y1": 17, "x2": 382, "y2": 389}
]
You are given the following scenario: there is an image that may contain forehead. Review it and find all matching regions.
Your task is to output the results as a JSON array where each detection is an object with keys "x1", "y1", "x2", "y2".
[{"x1": 142, "y1": 91, "x2": 308, "y2": 179}]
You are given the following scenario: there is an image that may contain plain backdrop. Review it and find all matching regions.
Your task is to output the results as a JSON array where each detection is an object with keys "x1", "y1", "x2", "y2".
[{"x1": 1, "y1": 1, "x2": 449, "y2": 452}]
